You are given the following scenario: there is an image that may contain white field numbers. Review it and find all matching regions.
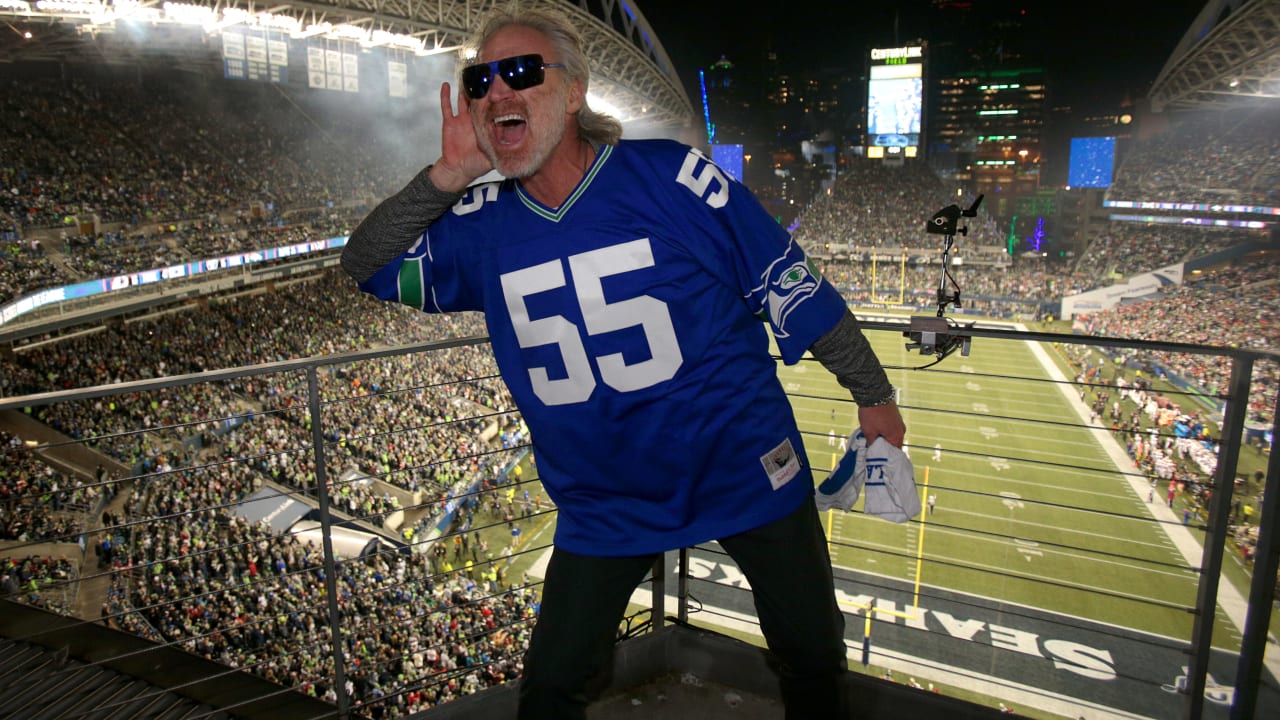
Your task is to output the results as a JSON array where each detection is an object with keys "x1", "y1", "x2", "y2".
[{"x1": 497, "y1": 149, "x2": 730, "y2": 406}]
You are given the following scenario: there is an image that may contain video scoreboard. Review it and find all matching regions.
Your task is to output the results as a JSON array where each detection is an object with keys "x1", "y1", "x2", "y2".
[{"x1": 866, "y1": 45, "x2": 924, "y2": 159}]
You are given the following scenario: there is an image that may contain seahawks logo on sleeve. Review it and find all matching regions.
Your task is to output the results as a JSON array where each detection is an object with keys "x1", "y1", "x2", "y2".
[{"x1": 763, "y1": 255, "x2": 823, "y2": 338}]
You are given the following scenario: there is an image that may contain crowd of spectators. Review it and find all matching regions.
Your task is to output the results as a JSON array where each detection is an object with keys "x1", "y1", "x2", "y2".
[
  {"x1": 792, "y1": 159, "x2": 1007, "y2": 252},
  {"x1": 1075, "y1": 259, "x2": 1279, "y2": 426},
  {"x1": 1071, "y1": 224, "x2": 1257, "y2": 281},
  {"x1": 1, "y1": 429, "x2": 98, "y2": 543},
  {"x1": 816, "y1": 254, "x2": 1094, "y2": 320},
  {"x1": 0, "y1": 237, "x2": 59, "y2": 306},
  {"x1": 2, "y1": 554, "x2": 79, "y2": 614},
  {"x1": 0, "y1": 71, "x2": 417, "y2": 232},
  {"x1": 2, "y1": 209, "x2": 362, "y2": 308},
  {"x1": 1108, "y1": 106, "x2": 1280, "y2": 205},
  {"x1": 101, "y1": 451, "x2": 534, "y2": 715},
  {"x1": 1, "y1": 267, "x2": 532, "y2": 714}
]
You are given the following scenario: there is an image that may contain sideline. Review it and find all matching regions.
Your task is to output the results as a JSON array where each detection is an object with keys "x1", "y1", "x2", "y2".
[{"x1": 1023, "y1": 328, "x2": 1279, "y2": 683}]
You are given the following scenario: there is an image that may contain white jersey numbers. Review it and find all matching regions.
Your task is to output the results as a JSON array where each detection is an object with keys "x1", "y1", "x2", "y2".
[
  {"x1": 453, "y1": 182, "x2": 502, "y2": 216},
  {"x1": 500, "y1": 238, "x2": 684, "y2": 406},
  {"x1": 501, "y1": 259, "x2": 598, "y2": 406},
  {"x1": 676, "y1": 149, "x2": 729, "y2": 208}
]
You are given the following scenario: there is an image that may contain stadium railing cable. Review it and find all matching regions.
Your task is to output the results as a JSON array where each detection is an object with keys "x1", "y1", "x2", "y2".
[
  {"x1": 797, "y1": 395, "x2": 1225, "y2": 452},
  {"x1": 862, "y1": 359, "x2": 1231, "y2": 404},
  {"x1": 2, "y1": 329, "x2": 1274, "y2": 719},
  {"x1": 861, "y1": 513, "x2": 1198, "y2": 572},
  {"x1": 687, "y1": 534, "x2": 1200, "y2": 650},
  {"x1": 823, "y1": 532, "x2": 1199, "y2": 613}
]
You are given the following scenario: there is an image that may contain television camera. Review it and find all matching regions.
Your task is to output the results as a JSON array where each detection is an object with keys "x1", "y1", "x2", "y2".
[{"x1": 903, "y1": 194, "x2": 983, "y2": 364}]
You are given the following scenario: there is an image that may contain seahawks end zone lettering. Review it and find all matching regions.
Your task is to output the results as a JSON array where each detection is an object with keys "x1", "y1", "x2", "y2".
[
  {"x1": 836, "y1": 589, "x2": 1116, "y2": 681},
  {"x1": 685, "y1": 556, "x2": 1115, "y2": 680}
]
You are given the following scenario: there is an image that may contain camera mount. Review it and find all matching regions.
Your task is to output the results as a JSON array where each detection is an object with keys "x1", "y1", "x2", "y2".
[{"x1": 903, "y1": 195, "x2": 982, "y2": 363}]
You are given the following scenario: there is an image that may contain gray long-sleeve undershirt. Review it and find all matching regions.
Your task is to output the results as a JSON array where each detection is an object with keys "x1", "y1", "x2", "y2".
[
  {"x1": 341, "y1": 165, "x2": 464, "y2": 284},
  {"x1": 341, "y1": 167, "x2": 893, "y2": 406},
  {"x1": 808, "y1": 309, "x2": 896, "y2": 406}
]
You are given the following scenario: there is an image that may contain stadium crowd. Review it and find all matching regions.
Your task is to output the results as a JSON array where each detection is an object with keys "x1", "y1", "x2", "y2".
[
  {"x1": 1, "y1": 63, "x2": 1276, "y2": 719},
  {"x1": 1, "y1": 429, "x2": 95, "y2": 542},
  {"x1": 0, "y1": 73, "x2": 415, "y2": 230},
  {"x1": 1108, "y1": 106, "x2": 1280, "y2": 205},
  {"x1": 1071, "y1": 225, "x2": 1256, "y2": 280},
  {"x1": 2, "y1": 263, "x2": 531, "y2": 713},
  {"x1": 2, "y1": 553, "x2": 79, "y2": 614},
  {"x1": 100, "y1": 441, "x2": 536, "y2": 716},
  {"x1": 1076, "y1": 259, "x2": 1280, "y2": 425},
  {"x1": 792, "y1": 159, "x2": 1006, "y2": 251}
]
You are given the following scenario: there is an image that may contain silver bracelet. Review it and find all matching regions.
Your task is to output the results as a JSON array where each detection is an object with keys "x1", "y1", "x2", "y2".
[{"x1": 860, "y1": 387, "x2": 898, "y2": 407}]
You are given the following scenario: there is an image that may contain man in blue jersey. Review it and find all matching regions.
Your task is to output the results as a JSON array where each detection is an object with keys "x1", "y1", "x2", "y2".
[{"x1": 341, "y1": 6, "x2": 905, "y2": 719}]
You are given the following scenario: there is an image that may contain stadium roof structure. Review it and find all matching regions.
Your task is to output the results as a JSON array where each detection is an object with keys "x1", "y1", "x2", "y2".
[
  {"x1": 0, "y1": 0, "x2": 696, "y2": 130},
  {"x1": 1149, "y1": 0, "x2": 1280, "y2": 112}
]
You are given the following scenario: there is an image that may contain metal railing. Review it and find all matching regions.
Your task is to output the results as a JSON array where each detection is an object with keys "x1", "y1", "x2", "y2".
[{"x1": 0, "y1": 324, "x2": 1277, "y2": 719}]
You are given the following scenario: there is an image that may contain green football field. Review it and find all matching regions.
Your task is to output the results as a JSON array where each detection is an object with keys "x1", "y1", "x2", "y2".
[{"x1": 783, "y1": 320, "x2": 1248, "y2": 651}]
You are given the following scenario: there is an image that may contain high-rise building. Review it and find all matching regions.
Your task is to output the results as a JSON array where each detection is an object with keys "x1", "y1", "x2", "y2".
[
  {"x1": 701, "y1": 54, "x2": 757, "y2": 147},
  {"x1": 930, "y1": 67, "x2": 1047, "y2": 219}
]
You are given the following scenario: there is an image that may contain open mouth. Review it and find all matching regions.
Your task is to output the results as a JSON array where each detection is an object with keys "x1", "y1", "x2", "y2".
[{"x1": 493, "y1": 113, "x2": 527, "y2": 146}]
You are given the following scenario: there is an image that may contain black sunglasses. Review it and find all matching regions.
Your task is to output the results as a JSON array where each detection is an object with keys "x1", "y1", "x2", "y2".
[{"x1": 461, "y1": 53, "x2": 565, "y2": 99}]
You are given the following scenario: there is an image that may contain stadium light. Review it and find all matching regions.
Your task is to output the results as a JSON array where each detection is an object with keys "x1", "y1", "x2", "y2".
[
  {"x1": 162, "y1": 1, "x2": 215, "y2": 26},
  {"x1": 205, "y1": 6, "x2": 250, "y2": 32},
  {"x1": 206, "y1": 9, "x2": 300, "y2": 34},
  {"x1": 366, "y1": 29, "x2": 425, "y2": 53},
  {"x1": 258, "y1": 13, "x2": 300, "y2": 33},
  {"x1": 35, "y1": 0, "x2": 101, "y2": 12},
  {"x1": 331, "y1": 23, "x2": 370, "y2": 43},
  {"x1": 1, "y1": 0, "x2": 32, "y2": 10},
  {"x1": 587, "y1": 92, "x2": 624, "y2": 122},
  {"x1": 111, "y1": 0, "x2": 160, "y2": 22},
  {"x1": 292, "y1": 22, "x2": 331, "y2": 40},
  {"x1": 415, "y1": 44, "x2": 462, "y2": 57}
]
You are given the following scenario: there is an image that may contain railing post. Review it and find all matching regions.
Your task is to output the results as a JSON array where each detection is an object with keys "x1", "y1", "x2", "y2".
[
  {"x1": 1230, "y1": 384, "x2": 1280, "y2": 720},
  {"x1": 1186, "y1": 356, "x2": 1253, "y2": 720},
  {"x1": 651, "y1": 554, "x2": 665, "y2": 630},
  {"x1": 308, "y1": 366, "x2": 350, "y2": 718},
  {"x1": 677, "y1": 547, "x2": 690, "y2": 625}
]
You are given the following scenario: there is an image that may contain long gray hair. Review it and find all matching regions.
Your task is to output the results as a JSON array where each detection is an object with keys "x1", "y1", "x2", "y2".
[{"x1": 464, "y1": 4, "x2": 623, "y2": 146}]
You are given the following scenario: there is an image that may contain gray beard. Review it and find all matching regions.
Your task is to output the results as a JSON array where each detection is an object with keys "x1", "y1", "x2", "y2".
[{"x1": 475, "y1": 115, "x2": 566, "y2": 180}]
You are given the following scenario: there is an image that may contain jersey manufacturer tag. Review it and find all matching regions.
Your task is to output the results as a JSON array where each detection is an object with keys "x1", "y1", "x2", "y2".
[{"x1": 760, "y1": 437, "x2": 801, "y2": 490}]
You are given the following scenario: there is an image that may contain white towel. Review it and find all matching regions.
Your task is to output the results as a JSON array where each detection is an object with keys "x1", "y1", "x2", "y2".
[
  {"x1": 862, "y1": 436, "x2": 921, "y2": 523},
  {"x1": 815, "y1": 429, "x2": 921, "y2": 523},
  {"x1": 815, "y1": 429, "x2": 866, "y2": 512}
]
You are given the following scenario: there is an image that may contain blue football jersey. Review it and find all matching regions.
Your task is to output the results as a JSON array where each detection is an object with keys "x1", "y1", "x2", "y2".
[{"x1": 358, "y1": 139, "x2": 847, "y2": 555}]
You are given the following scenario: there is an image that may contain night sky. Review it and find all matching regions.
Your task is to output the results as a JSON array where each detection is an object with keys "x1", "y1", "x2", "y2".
[{"x1": 634, "y1": 0, "x2": 1210, "y2": 113}]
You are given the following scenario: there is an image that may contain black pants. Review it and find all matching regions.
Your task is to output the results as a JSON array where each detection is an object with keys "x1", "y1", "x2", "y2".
[{"x1": 517, "y1": 497, "x2": 848, "y2": 719}]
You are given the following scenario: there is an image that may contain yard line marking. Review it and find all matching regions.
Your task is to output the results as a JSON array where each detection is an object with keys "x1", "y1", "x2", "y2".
[
  {"x1": 836, "y1": 537, "x2": 1198, "y2": 601},
  {"x1": 895, "y1": 504, "x2": 1183, "y2": 551}
]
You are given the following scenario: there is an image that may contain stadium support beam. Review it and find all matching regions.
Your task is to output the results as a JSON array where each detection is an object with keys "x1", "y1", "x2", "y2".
[
  {"x1": 1149, "y1": 0, "x2": 1280, "y2": 112},
  {"x1": 0, "y1": 0, "x2": 696, "y2": 128}
]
